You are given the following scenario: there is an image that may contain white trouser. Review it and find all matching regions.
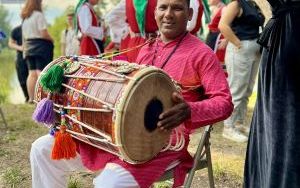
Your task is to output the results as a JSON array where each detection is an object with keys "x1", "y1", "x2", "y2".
[
  {"x1": 30, "y1": 134, "x2": 139, "y2": 188},
  {"x1": 224, "y1": 40, "x2": 260, "y2": 128}
]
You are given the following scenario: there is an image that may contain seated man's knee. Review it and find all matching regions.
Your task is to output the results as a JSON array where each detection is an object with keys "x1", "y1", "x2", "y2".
[
  {"x1": 93, "y1": 163, "x2": 139, "y2": 188},
  {"x1": 31, "y1": 135, "x2": 53, "y2": 158}
]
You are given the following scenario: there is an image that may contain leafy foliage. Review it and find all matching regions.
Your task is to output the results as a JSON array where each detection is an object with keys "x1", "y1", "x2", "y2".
[
  {"x1": 48, "y1": 13, "x2": 67, "y2": 58},
  {"x1": 0, "y1": 4, "x2": 11, "y2": 49},
  {"x1": 0, "y1": 49, "x2": 15, "y2": 103}
]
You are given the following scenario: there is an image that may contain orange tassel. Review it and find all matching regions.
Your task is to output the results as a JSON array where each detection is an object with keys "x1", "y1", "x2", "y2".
[{"x1": 51, "y1": 125, "x2": 77, "y2": 160}]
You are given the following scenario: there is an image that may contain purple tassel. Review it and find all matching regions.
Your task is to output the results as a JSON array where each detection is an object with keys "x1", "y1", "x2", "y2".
[{"x1": 32, "y1": 98, "x2": 55, "y2": 126}]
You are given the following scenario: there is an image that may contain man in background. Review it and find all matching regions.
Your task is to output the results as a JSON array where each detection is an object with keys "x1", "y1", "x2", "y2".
[{"x1": 8, "y1": 25, "x2": 29, "y2": 103}]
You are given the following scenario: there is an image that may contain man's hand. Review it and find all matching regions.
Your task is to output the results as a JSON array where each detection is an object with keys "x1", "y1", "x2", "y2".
[{"x1": 157, "y1": 92, "x2": 191, "y2": 131}]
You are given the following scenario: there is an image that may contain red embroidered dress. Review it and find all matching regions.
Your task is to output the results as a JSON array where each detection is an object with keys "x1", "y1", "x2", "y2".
[
  {"x1": 188, "y1": 0, "x2": 204, "y2": 34},
  {"x1": 79, "y1": 4, "x2": 102, "y2": 55},
  {"x1": 121, "y1": 0, "x2": 158, "y2": 62}
]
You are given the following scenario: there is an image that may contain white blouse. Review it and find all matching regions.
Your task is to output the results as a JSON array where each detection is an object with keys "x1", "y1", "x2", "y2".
[
  {"x1": 78, "y1": 3, "x2": 104, "y2": 40},
  {"x1": 22, "y1": 11, "x2": 47, "y2": 40}
]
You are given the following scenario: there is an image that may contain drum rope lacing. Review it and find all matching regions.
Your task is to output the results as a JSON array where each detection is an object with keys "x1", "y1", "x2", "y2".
[
  {"x1": 42, "y1": 55, "x2": 186, "y2": 154},
  {"x1": 53, "y1": 108, "x2": 113, "y2": 142},
  {"x1": 95, "y1": 38, "x2": 155, "y2": 60}
]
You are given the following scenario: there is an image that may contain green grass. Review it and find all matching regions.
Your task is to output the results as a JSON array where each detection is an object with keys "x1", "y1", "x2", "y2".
[
  {"x1": 0, "y1": 148, "x2": 10, "y2": 157},
  {"x1": 0, "y1": 48, "x2": 15, "y2": 103},
  {"x1": 0, "y1": 103, "x2": 248, "y2": 188},
  {"x1": 68, "y1": 176, "x2": 83, "y2": 188},
  {"x1": 213, "y1": 152, "x2": 244, "y2": 186},
  {"x1": 2, "y1": 167, "x2": 24, "y2": 188}
]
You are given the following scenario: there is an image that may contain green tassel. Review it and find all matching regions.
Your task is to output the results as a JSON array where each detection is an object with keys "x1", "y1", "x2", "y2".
[{"x1": 40, "y1": 65, "x2": 64, "y2": 92}]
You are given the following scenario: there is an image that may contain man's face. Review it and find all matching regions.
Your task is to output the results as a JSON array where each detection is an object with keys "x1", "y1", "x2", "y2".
[
  {"x1": 67, "y1": 15, "x2": 73, "y2": 26},
  {"x1": 155, "y1": 0, "x2": 192, "y2": 42},
  {"x1": 89, "y1": 0, "x2": 99, "y2": 5}
]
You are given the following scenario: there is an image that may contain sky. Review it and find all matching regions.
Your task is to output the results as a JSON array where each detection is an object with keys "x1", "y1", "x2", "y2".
[{"x1": 2, "y1": 0, "x2": 114, "y2": 28}]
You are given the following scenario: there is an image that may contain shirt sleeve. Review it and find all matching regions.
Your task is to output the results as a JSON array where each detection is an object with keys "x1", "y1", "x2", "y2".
[
  {"x1": 11, "y1": 27, "x2": 17, "y2": 40},
  {"x1": 36, "y1": 12, "x2": 48, "y2": 31},
  {"x1": 78, "y1": 4, "x2": 104, "y2": 40},
  {"x1": 186, "y1": 47, "x2": 233, "y2": 129},
  {"x1": 105, "y1": 0, "x2": 128, "y2": 43}
]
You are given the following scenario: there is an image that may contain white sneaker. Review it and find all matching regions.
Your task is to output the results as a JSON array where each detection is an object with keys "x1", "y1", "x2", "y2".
[
  {"x1": 222, "y1": 127, "x2": 248, "y2": 143},
  {"x1": 235, "y1": 124, "x2": 250, "y2": 135}
]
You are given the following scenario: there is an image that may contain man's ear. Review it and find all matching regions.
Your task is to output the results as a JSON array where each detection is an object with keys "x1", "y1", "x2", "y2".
[
  {"x1": 154, "y1": 7, "x2": 158, "y2": 20},
  {"x1": 188, "y1": 8, "x2": 193, "y2": 21}
]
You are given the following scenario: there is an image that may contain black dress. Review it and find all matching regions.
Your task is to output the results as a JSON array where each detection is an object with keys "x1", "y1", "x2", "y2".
[{"x1": 244, "y1": 0, "x2": 300, "y2": 187}]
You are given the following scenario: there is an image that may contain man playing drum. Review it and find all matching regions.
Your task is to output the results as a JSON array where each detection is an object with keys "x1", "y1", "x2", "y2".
[
  {"x1": 30, "y1": 0, "x2": 233, "y2": 187},
  {"x1": 105, "y1": 0, "x2": 203, "y2": 62}
]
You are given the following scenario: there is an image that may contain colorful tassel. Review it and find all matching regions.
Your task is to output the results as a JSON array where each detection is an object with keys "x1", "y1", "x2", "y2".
[
  {"x1": 40, "y1": 64, "x2": 64, "y2": 92},
  {"x1": 51, "y1": 114, "x2": 77, "y2": 160},
  {"x1": 32, "y1": 96, "x2": 55, "y2": 126},
  {"x1": 49, "y1": 127, "x2": 57, "y2": 136}
]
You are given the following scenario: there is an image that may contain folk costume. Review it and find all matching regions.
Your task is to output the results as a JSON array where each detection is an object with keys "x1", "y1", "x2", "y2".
[
  {"x1": 205, "y1": 2, "x2": 226, "y2": 62},
  {"x1": 30, "y1": 33, "x2": 233, "y2": 188},
  {"x1": 187, "y1": 0, "x2": 204, "y2": 35},
  {"x1": 125, "y1": 0, "x2": 158, "y2": 62},
  {"x1": 76, "y1": 0, "x2": 104, "y2": 55}
]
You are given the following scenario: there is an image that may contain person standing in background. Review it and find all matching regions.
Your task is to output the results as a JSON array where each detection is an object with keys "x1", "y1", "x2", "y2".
[
  {"x1": 21, "y1": 0, "x2": 54, "y2": 103},
  {"x1": 75, "y1": 0, "x2": 104, "y2": 55},
  {"x1": 219, "y1": 0, "x2": 264, "y2": 142},
  {"x1": 8, "y1": 25, "x2": 29, "y2": 103},
  {"x1": 206, "y1": 0, "x2": 226, "y2": 64},
  {"x1": 187, "y1": 0, "x2": 204, "y2": 35},
  {"x1": 60, "y1": 6, "x2": 80, "y2": 56},
  {"x1": 244, "y1": 0, "x2": 300, "y2": 187}
]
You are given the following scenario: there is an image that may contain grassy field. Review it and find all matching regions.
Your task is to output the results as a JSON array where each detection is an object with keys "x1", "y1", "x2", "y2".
[{"x1": 0, "y1": 103, "x2": 251, "y2": 188}]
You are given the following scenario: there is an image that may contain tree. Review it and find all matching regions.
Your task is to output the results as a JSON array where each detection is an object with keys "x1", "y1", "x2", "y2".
[
  {"x1": 48, "y1": 13, "x2": 67, "y2": 58},
  {"x1": 0, "y1": 5, "x2": 11, "y2": 49}
]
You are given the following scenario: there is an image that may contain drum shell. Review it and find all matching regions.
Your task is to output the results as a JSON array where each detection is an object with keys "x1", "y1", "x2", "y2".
[{"x1": 34, "y1": 57, "x2": 177, "y2": 164}]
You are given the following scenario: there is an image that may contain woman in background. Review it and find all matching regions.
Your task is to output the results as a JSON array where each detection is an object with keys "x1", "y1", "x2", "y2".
[
  {"x1": 21, "y1": 0, "x2": 54, "y2": 103},
  {"x1": 219, "y1": 0, "x2": 264, "y2": 142},
  {"x1": 244, "y1": 0, "x2": 300, "y2": 187},
  {"x1": 8, "y1": 24, "x2": 29, "y2": 103}
]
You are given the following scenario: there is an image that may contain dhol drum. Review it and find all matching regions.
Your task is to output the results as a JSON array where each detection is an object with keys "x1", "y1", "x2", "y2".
[{"x1": 34, "y1": 56, "x2": 178, "y2": 164}]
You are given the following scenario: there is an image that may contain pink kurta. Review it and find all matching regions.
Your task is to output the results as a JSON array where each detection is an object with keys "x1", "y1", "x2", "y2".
[{"x1": 77, "y1": 33, "x2": 233, "y2": 188}]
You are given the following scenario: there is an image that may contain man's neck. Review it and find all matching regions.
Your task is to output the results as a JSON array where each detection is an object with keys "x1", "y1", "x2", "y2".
[{"x1": 160, "y1": 31, "x2": 188, "y2": 44}]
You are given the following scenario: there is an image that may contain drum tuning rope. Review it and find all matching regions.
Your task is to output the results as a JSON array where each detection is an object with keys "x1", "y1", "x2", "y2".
[
  {"x1": 53, "y1": 108, "x2": 112, "y2": 141},
  {"x1": 79, "y1": 62, "x2": 135, "y2": 81},
  {"x1": 96, "y1": 38, "x2": 155, "y2": 60},
  {"x1": 64, "y1": 75, "x2": 126, "y2": 83},
  {"x1": 53, "y1": 103, "x2": 112, "y2": 112},
  {"x1": 61, "y1": 83, "x2": 115, "y2": 110}
]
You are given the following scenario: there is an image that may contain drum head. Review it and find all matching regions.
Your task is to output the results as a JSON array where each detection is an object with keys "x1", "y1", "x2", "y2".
[{"x1": 118, "y1": 69, "x2": 176, "y2": 163}]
